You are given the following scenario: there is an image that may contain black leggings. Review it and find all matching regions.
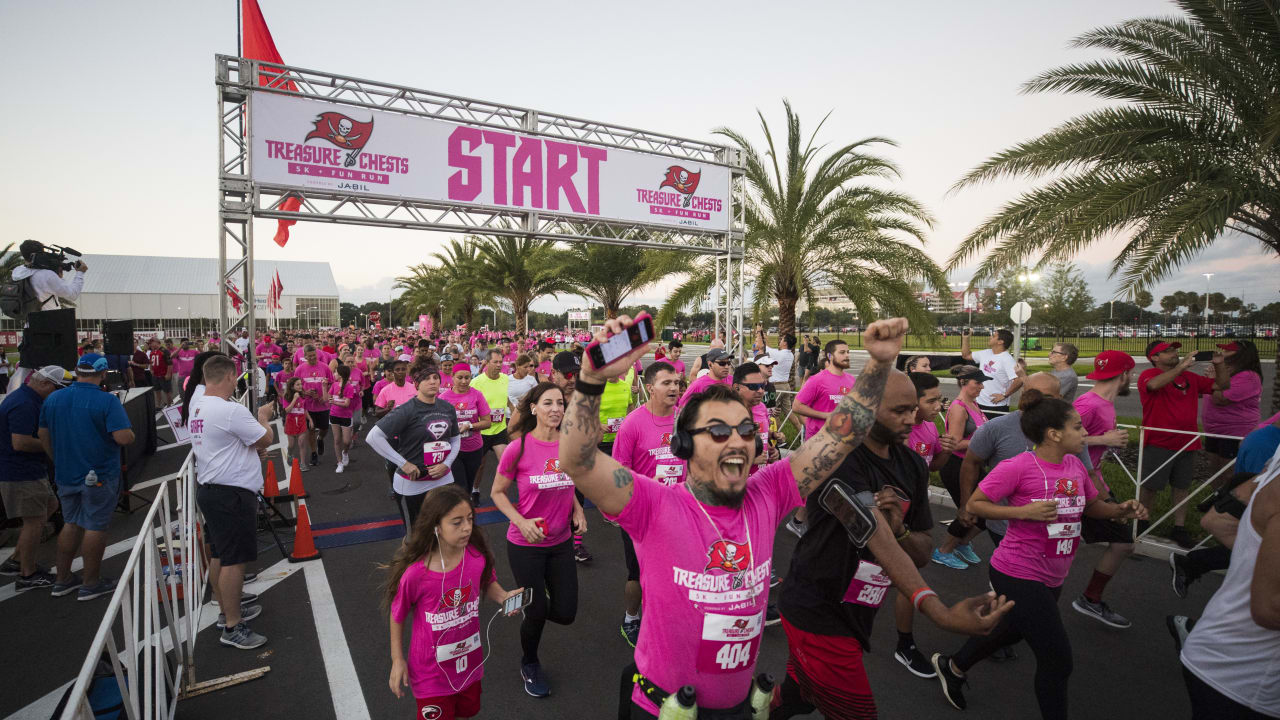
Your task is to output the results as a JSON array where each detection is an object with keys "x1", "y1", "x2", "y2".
[
  {"x1": 940, "y1": 454, "x2": 984, "y2": 538},
  {"x1": 507, "y1": 539, "x2": 578, "y2": 665},
  {"x1": 953, "y1": 567, "x2": 1072, "y2": 720},
  {"x1": 453, "y1": 447, "x2": 484, "y2": 495},
  {"x1": 1183, "y1": 666, "x2": 1271, "y2": 719},
  {"x1": 1184, "y1": 545, "x2": 1232, "y2": 583}
]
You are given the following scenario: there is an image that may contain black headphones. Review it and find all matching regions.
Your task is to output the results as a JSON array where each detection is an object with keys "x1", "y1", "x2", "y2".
[{"x1": 670, "y1": 420, "x2": 764, "y2": 460}]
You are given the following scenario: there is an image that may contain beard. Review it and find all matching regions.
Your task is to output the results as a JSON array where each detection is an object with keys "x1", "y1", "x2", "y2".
[
  {"x1": 1117, "y1": 383, "x2": 1131, "y2": 396},
  {"x1": 691, "y1": 478, "x2": 747, "y2": 509}
]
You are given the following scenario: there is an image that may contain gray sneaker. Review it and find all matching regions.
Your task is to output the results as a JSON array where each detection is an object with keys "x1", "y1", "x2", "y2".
[
  {"x1": 51, "y1": 575, "x2": 83, "y2": 597},
  {"x1": 77, "y1": 577, "x2": 118, "y2": 601},
  {"x1": 220, "y1": 622, "x2": 268, "y2": 649},
  {"x1": 216, "y1": 604, "x2": 263, "y2": 629},
  {"x1": 16, "y1": 571, "x2": 57, "y2": 593},
  {"x1": 1071, "y1": 595, "x2": 1131, "y2": 629}
]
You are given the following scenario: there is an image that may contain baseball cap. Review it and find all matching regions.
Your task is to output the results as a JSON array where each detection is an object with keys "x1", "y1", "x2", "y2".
[
  {"x1": 1086, "y1": 350, "x2": 1135, "y2": 380},
  {"x1": 33, "y1": 365, "x2": 71, "y2": 386},
  {"x1": 76, "y1": 353, "x2": 108, "y2": 373},
  {"x1": 1145, "y1": 340, "x2": 1181, "y2": 360},
  {"x1": 396, "y1": 354, "x2": 413, "y2": 363},
  {"x1": 953, "y1": 365, "x2": 992, "y2": 383},
  {"x1": 707, "y1": 348, "x2": 733, "y2": 364},
  {"x1": 754, "y1": 355, "x2": 778, "y2": 366},
  {"x1": 552, "y1": 351, "x2": 580, "y2": 374},
  {"x1": 1216, "y1": 342, "x2": 1240, "y2": 352}
]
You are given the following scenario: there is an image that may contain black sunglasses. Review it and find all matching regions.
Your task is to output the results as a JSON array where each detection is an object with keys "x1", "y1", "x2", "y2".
[
  {"x1": 713, "y1": 360, "x2": 733, "y2": 366},
  {"x1": 738, "y1": 382, "x2": 767, "y2": 390},
  {"x1": 689, "y1": 421, "x2": 758, "y2": 443}
]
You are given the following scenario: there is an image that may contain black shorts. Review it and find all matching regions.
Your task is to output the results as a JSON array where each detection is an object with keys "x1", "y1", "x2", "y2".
[
  {"x1": 197, "y1": 483, "x2": 258, "y2": 566},
  {"x1": 151, "y1": 375, "x2": 168, "y2": 391},
  {"x1": 482, "y1": 430, "x2": 509, "y2": 456},
  {"x1": 1203, "y1": 435, "x2": 1241, "y2": 460},
  {"x1": 621, "y1": 526, "x2": 639, "y2": 582},
  {"x1": 307, "y1": 410, "x2": 330, "y2": 431},
  {"x1": 330, "y1": 415, "x2": 351, "y2": 427},
  {"x1": 1082, "y1": 497, "x2": 1133, "y2": 544}
]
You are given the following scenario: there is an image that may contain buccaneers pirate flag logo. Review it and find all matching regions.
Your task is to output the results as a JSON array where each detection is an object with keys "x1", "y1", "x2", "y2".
[
  {"x1": 659, "y1": 165, "x2": 701, "y2": 208},
  {"x1": 305, "y1": 111, "x2": 374, "y2": 167},
  {"x1": 439, "y1": 582, "x2": 474, "y2": 610},
  {"x1": 705, "y1": 539, "x2": 751, "y2": 573}
]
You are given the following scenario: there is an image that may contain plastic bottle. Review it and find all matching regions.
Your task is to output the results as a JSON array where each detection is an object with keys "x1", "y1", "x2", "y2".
[
  {"x1": 657, "y1": 685, "x2": 697, "y2": 720},
  {"x1": 85, "y1": 469, "x2": 100, "y2": 488},
  {"x1": 749, "y1": 672, "x2": 775, "y2": 720}
]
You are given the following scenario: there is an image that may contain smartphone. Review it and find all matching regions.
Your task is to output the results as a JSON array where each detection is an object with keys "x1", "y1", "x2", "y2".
[
  {"x1": 585, "y1": 313, "x2": 655, "y2": 370},
  {"x1": 503, "y1": 587, "x2": 534, "y2": 615},
  {"x1": 819, "y1": 482, "x2": 878, "y2": 548},
  {"x1": 1193, "y1": 350, "x2": 1215, "y2": 361}
]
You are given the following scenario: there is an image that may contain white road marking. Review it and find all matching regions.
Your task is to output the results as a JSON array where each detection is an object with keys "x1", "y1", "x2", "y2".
[
  {"x1": 0, "y1": 535, "x2": 137, "y2": 605},
  {"x1": 304, "y1": 561, "x2": 372, "y2": 720}
]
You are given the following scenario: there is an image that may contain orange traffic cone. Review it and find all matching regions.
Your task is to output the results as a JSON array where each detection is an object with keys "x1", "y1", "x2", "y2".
[
  {"x1": 288, "y1": 500, "x2": 321, "y2": 563},
  {"x1": 289, "y1": 456, "x2": 309, "y2": 499},
  {"x1": 263, "y1": 461, "x2": 280, "y2": 498}
]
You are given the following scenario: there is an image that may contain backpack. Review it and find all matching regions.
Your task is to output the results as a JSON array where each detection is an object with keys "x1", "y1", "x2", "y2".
[
  {"x1": 50, "y1": 656, "x2": 125, "y2": 719},
  {"x1": 0, "y1": 274, "x2": 42, "y2": 320}
]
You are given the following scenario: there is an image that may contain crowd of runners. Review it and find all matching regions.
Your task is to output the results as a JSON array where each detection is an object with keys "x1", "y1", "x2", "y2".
[{"x1": 5, "y1": 315, "x2": 1279, "y2": 720}]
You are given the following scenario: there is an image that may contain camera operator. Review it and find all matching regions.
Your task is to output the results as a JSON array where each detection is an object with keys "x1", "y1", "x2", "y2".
[{"x1": 7, "y1": 241, "x2": 88, "y2": 392}]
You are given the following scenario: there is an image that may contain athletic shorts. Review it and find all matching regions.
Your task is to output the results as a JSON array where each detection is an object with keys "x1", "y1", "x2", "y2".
[
  {"x1": 780, "y1": 617, "x2": 877, "y2": 720},
  {"x1": 285, "y1": 414, "x2": 308, "y2": 436},
  {"x1": 151, "y1": 375, "x2": 168, "y2": 391},
  {"x1": 57, "y1": 477, "x2": 120, "y2": 532},
  {"x1": 481, "y1": 430, "x2": 509, "y2": 456},
  {"x1": 1141, "y1": 446, "x2": 1195, "y2": 491},
  {"x1": 416, "y1": 680, "x2": 481, "y2": 720},
  {"x1": 1082, "y1": 495, "x2": 1133, "y2": 544},
  {"x1": 621, "y1": 526, "x2": 640, "y2": 582},
  {"x1": 0, "y1": 477, "x2": 53, "y2": 518},
  {"x1": 307, "y1": 410, "x2": 331, "y2": 431},
  {"x1": 330, "y1": 415, "x2": 351, "y2": 428},
  {"x1": 197, "y1": 483, "x2": 258, "y2": 566},
  {"x1": 1203, "y1": 435, "x2": 1241, "y2": 460}
]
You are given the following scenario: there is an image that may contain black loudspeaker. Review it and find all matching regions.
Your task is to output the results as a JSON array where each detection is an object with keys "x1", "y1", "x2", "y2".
[
  {"x1": 103, "y1": 320, "x2": 135, "y2": 356},
  {"x1": 22, "y1": 309, "x2": 77, "y2": 370}
]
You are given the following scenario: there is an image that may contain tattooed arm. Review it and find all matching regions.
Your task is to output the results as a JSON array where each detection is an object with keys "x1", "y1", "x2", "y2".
[
  {"x1": 558, "y1": 317, "x2": 653, "y2": 515},
  {"x1": 788, "y1": 318, "x2": 908, "y2": 498}
]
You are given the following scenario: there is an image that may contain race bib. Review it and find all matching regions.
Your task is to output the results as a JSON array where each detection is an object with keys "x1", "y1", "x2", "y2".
[
  {"x1": 605, "y1": 417, "x2": 623, "y2": 433},
  {"x1": 423, "y1": 440, "x2": 450, "y2": 466},
  {"x1": 696, "y1": 612, "x2": 763, "y2": 674},
  {"x1": 434, "y1": 631, "x2": 481, "y2": 675},
  {"x1": 842, "y1": 560, "x2": 891, "y2": 607},
  {"x1": 490, "y1": 408, "x2": 505, "y2": 423},
  {"x1": 654, "y1": 462, "x2": 685, "y2": 486},
  {"x1": 1042, "y1": 495, "x2": 1084, "y2": 557}
]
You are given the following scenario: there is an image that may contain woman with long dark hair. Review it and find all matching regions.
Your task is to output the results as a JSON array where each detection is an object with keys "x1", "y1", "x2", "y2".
[
  {"x1": 179, "y1": 350, "x2": 227, "y2": 425},
  {"x1": 1201, "y1": 339, "x2": 1264, "y2": 471}
]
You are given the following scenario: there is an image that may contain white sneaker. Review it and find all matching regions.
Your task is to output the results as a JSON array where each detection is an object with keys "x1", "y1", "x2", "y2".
[
  {"x1": 342, "y1": 452, "x2": 349, "y2": 465},
  {"x1": 335, "y1": 463, "x2": 345, "y2": 473}
]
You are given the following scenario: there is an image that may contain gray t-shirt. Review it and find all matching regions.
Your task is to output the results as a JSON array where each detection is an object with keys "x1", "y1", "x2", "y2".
[
  {"x1": 1052, "y1": 368, "x2": 1079, "y2": 402},
  {"x1": 374, "y1": 396, "x2": 459, "y2": 478}
]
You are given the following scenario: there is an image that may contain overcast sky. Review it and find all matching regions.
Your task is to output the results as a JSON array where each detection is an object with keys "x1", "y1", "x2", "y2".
[{"x1": 2, "y1": 0, "x2": 1276, "y2": 316}]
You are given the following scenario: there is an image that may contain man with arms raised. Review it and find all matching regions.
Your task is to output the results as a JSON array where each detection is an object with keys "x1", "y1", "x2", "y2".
[
  {"x1": 961, "y1": 328, "x2": 1022, "y2": 419},
  {"x1": 560, "y1": 316, "x2": 1011, "y2": 719}
]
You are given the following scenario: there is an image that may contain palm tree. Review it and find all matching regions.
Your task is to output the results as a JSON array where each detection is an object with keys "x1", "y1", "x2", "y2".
[
  {"x1": 432, "y1": 238, "x2": 496, "y2": 330},
  {"x1": 393, "y1": 264, "x2": 449, "y2": 328},
  {"x1": 459, "y1": 235, "x2": 570, "y2": 335},
  {"x1": 555, "y1": 243, "x2": 670, "y2": 319},
  {"x1": 946, "y1": 0, "x2": 1280, "y2": 412},
  {"x1": 657, "y1": 101, "x2": 947, "y2": 338},
  {"x1": 1, "y1": 242, "x2": 24, "y2": 285}
]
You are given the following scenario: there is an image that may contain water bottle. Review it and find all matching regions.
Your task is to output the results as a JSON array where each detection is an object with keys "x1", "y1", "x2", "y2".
[
  {"x1": 85, "y1": 469, "x2": 100, "y2": 488},
  {"x1": 749, "y1": 672, "x2": 775, "y2": 720},
  {"x1": 657, "y1": 685, "x2": 697, "y2": 720}
]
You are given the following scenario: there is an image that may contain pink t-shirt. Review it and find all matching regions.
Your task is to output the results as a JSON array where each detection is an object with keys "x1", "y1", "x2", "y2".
[
  {"x1": 980, "y1": 452, "x2": 1098, "y2": 587},
  {"x1": 907, "y1": 420, "x2": 940, "y2": 465},
  {"x1": 294, "y1": 362, "x2": 334, "y2": 413},
  {"x1": 498, "y1": 435, "x2": 575, "y2": 547},
  {"x1": 390, "y1": 547, "x2": 495, "y2": 698},
  {"x1": 536, "y1": 360, "x2": 553, "y2": 378},
  {"x1": 361, "y1": 349, "x2": 381, "y2": 366},
  {"x1": 794, "y1": 369, "x2": 855, "y2": 439},
  {"x1": 293, "y1": 347, "x2": 335, "y2": 366},
  {"x1": 255, "y1": 342, "x2": 281, "y2": 367},
  {"x1": 372, "y1": 378, "x2": 389, "y2": 399},
  {"x1": 666, "y1": 358, "x2": 687, "y2": 376},
  {"x1": 751, "y1": 402, "x2": 769, "y2": 450},
  {"x1": 440, "y1": 387, "x2": 491, "y2": 453},
  {"x1": 677, "y1": 373, "x2": 731, "y2": 408},
  {"x1": 617, "y1": 461, "x2": 802, "y2": 714},
  {"x1": 328, "y1": 380, "x2": 360, "y2": 419},
  {"x1": 612, "y1": 405, "x2": 683, "y2": 485},
  {"x1": 1200, "y1": 370, "x2": 1262, "y2": 438},
  {"x1": 376, "y1": 380, "x2": 418, "y2": 409},
  {"x1": 172, "y1": 349, "x2": 200, "y2": 377},
  {"x1": 1074, "y1": 391, "x2": 1116, "y2": 471}
]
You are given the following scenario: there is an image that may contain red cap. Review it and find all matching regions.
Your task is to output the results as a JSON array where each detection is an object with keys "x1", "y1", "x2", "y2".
[
  {"x1": 1146, "y1": 341, "x2": 1181, "y2": 360},
  {"x1": 1216, "y1": 342, "x2": 1240, "y2": 352},
  {"x1": 1087, "y1": 350, "x2": 1136, "y2": 380}
]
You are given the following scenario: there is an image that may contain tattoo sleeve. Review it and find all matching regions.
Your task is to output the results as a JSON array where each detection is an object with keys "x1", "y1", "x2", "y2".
[
  {"x1": 792, "y1": 358, "x2": 890, "y2": 497},
  {"x1": 563, "y1": 390, "x2": 604, "y2": 471}
]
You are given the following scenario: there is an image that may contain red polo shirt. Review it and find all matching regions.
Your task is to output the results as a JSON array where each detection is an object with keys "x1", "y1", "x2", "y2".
[{"x1": 1138, "y1": 368, "x2": 1215, "y2": 451}]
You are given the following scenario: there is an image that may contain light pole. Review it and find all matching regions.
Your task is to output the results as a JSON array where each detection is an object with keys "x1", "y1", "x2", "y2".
[
  {"x1": 1202, "y1": 272, "x2": 1214, "y2": 323},
  {"x1": 308, "y1": 306, "x2": 318, "y2": 330}
]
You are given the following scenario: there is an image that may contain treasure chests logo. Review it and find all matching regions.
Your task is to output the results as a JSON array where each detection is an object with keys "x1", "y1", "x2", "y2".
[
  {"x1": 635, "y1": 165, "x2": 722, "y2": 223},
  {"x1": 263, "y1": 107, "x2": 409, "y2": 189}
]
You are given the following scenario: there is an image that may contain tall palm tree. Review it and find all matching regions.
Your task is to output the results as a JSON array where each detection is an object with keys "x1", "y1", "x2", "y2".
[
  {"x1": 946, "y1": 0, "x2": 1280, "y2": 412},
  {"x1": 432, "y1": 238, "x2": 496, "y2": 330},
  {"x1": 393, "y1": 264, "x2": 450, "y2": 328},
  {"x1": 459, "y1": 235, "x2": 570, "y2": 335},
  {"x1": 555, "y1": 242, "x2": 670, "y2": 319},
  {"x1": 657, "y1": 101, "x2": 947, "y2": 337}
]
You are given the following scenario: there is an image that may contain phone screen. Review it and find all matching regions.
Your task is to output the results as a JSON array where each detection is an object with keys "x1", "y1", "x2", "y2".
[
  {"x1": 503, "y1": 587, "x2": 534, "y2": 614},
  {"x1": 819, "y1": 483, "x2": 878, "y2": 547},
  {"x1": 588, "y1": 316, "x2": 653, "y2": 368},
  {"x1": 1193, "y1": 350, "x2": 1215, "y2": 361}
]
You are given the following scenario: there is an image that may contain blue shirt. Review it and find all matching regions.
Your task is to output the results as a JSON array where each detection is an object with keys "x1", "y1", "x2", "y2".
[
  {"x1": 1238, "y1": 425, "x2": 1280, "y2": 475},
  {"x1": 265, "y1": 362, "x2": 283, "y2": 388},
  {"x1": 38, "y1": 382, "x2": 131, "y2": 488},
  {"x1": 0, "y1": 385, "x2": 48, "y2": 482}
]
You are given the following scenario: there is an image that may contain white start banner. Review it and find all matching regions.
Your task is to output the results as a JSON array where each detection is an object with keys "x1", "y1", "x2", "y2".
[{"x1": 250, "y1": 92, "x2": 732, "y2": 232}]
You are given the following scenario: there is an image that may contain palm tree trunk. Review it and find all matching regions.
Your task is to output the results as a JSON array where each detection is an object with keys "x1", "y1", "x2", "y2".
[
  {"x1": 513, "y1": 296, "x2": 530, "y2": 335},
  {"x1": 777, "y1": 294, "x2": 798, "y2": 338},
  {"x1": 463, "y1": 305, "x2": 474, "y2": 331}
]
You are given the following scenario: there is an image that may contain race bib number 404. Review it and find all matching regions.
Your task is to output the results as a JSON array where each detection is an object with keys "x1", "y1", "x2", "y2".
[{"x1": 695, "y1": 612, "x2": 763, "y2": 674}]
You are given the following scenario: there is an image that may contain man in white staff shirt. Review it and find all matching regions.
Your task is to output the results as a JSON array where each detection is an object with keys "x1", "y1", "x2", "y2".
[
  {"x1": 190, "y1": 355, "x2": 276, "y2": 650},
  {"x1": 960, "y1": 328, "x2": 1022, "y2": 419}
]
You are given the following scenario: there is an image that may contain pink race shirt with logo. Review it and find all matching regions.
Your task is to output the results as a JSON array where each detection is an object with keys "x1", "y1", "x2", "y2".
[
  {"x1": 617, "y1": 461, "x2": 802, "y2": 713},
  {"x1": 498, "y1": 436, "x2": 575, "y2": 547},
  {"x1": 293, "y1": 347, "x2": 335, "y2": 366},
  {"x1": 794, "y1": 369, "x2": 855, "y2": 439},
  {"x1": 440, "y1": 388, "x2": 491, "y2": 453},
  {"x1": 376, "y1": 380, "x2": 418, "y2": 409},
  {"x1": 1073, "y1": 392, "x2": 1116, "y2": 471},
  {"x1": 907, "y1": 421, "x2": 940, "y2": 465},
  {"x1": 328, "y1": 381, "x2": 360, "y2": 419},
  {"x1": 980, "y1": 452, "x2": 1097, "y2": 587},
  {"x1": 613, "y1": 406, "x2": 683, "y2": 486},
  {"x1": 677, "y1": 373, "x2": 731, "y2": 408},
  {"x1": 390, "y1": 547, "x2": 495, "y2": 698},
  {"x1": 172, "y1": 349, "x2": 200, "y2": 377},
  {"x1": 294, "y1": 362, "x2": 334, "y2": 413}
]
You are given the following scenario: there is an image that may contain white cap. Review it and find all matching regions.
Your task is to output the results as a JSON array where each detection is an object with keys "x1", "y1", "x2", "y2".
[
  {"x1": 32, "y1": 365, "x2": 71, "y2": 386},
  {"x1": 754, "y1": 355, "x2": 778, "y2": 366},
  {"x1": 396, "y1": 354, "x2": 414, "y2": 363}
]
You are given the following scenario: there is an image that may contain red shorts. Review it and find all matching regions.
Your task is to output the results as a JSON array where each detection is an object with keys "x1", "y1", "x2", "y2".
[
  {"x1": 285, "y1": 414, "x2": 308, "y2": 436},
  {"x1": 415, "y1": 681, "x2": 481, "y2": 720},
  {"x1": 780, "y1": 617, "x2": 877, "y2": 720}
]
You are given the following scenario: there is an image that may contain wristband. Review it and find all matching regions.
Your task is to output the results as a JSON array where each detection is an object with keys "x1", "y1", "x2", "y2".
[
  {"x1": 911, "y1": 588, "x2": 938, "y2": 611},
  {"x1": 575, "y1": 378, "x2": 606, "y2": 396},
  {"x1": 895, "y1": 527, "x2": 910, "y2": 542}
]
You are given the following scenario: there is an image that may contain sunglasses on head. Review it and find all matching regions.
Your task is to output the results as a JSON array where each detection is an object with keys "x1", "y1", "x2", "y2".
[
  {"x1": 689, "y1": 420, "x2": 758, "y2": 443},
  {"x1": 738, "y1": 382, "x2": 767, "y2": 390}
]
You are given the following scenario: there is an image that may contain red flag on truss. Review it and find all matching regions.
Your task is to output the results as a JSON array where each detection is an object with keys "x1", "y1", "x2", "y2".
[
  {"x1": 242, "y1": 0, "x2": 302, "y2": 246},
  {"x1": 272, "y1": 270, "x2": 284, "y2": 311},
  {"x1": 226, "y1": 279, "x2": 245, "y2": 313},
  {"x1": 266, "y1": 273, "x2": 278, "y2": 313}
]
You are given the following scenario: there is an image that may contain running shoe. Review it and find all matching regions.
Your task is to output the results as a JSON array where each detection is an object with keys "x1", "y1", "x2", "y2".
[
  {"x1": 1166, "y1": 615, "x2": 1193, "y2": 654},
  {"x1": 51, "y1": 575, "x2": 83, "y2": 597},
  {"x1": 220, "y1": 622, "x2": 267, "y2": 649},
  {"x1": 1169, "y1": 552, "x2": 1189, "y2": 599},
  {"x1": 931, "y1": 549, "x2": 968, "y2": 570},
  {"x1": 931, "y1": 654, "x2": 967, "y2": 710},
  {"x1": 1071, "y1": 595, "x2": 1132, "y2": 629},
  {"x1": 244, "y1": 572, "x2": 258, "y2": 584},
  {"x1": 621, "y1": 618, "x2": 641, "y2": 648},
  {"x1": 15, "y1": 571, "x2": 57, "y2": 593},
  {"x1": 336, "y1": 462, "x2": 345, "y2": 474},
  {"x1": 574, "y1": 544, "x2": 593, "y2": 564},
  {"x1": 341, "y1": 451, "x2": 350, "y2": 466},
  {"x1": 309, "y1": 452, "x2": 318, "y2": 466},
  {"x1": 1170, "y1": 526, "x2": 1195, "y2": 550},
  {"x1": 770, "y1": 571, "x2": 782, "y2": 588},
  {"x1": 894, "y1": 645, "x2": 936, "y2": 678},
  {"x1": 471, "y1": 491, "x2": 482, "y2": 507},
  {"x1": 521, "y1": 662, "x2": 550, "y2": 698},
  {"x1": 785, "y1": 517, "x2": 808, "y2": 539},
  {"x1": 765, "y1": 604, "x2": 781, "y2": 626},
  {"x1": 216, "y1": 604, "x2": 263, "y2": 629},
  {"x1": 0, "y1": 557, "x2": 21, "y2": 576},
  {"x1": 77, "y1": 577, "x2": 118, "y2": 601},
  {"x1": 954, "y1": 544, "x2": 981, "y2": 565}
]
